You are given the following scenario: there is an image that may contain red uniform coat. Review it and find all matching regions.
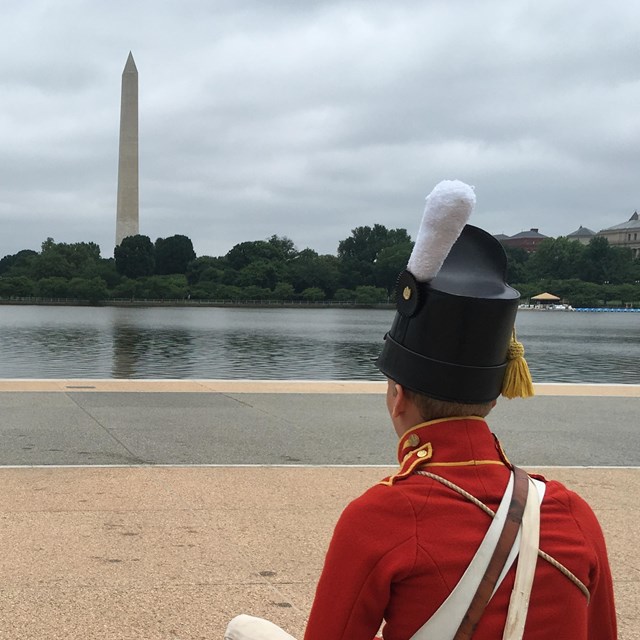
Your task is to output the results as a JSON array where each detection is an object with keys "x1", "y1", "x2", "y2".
[{"x1": 304, "y1": 417, "x2": 616, "y2": 640}]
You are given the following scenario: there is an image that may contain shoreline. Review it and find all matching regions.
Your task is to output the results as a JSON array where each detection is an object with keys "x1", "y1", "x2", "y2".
[
  {"x1": 1, "y1": 379, "x2": 640, "y2": 396},
  {"x1": 2, "y1": 298, "x2": 639, "y2": 312},
  {"x1": 0, "y1": 298, "x2": 394, "y2": 310}
]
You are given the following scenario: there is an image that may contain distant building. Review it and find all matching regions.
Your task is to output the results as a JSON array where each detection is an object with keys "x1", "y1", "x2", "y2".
[
  {"x1": 597, "y1": 212, "x2": 640, "y2": 259},
  {"x1": 566, "y1": 225, "x2": 596, "y2": 245},
  {"x1": 500, "y1": 228, "x2": 549, "y2": 253},
  {"x1": 493, "y1": 233, "x2": 510, "y2": 242}
]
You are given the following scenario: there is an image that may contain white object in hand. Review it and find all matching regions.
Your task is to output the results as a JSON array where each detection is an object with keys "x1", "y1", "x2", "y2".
[{"x1": 224, "y1": 615, "x2": 297, "y2": 640}]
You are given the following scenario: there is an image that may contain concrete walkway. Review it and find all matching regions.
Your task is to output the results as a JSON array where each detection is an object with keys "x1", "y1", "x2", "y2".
[{"x1": 0, "y1": 381, "x2": 638, "y2": 639}]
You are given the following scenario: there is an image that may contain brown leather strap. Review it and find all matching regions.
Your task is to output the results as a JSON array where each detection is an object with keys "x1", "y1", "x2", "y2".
[{"x1": 452, "y1": 466, "x2": 530, "y2": 640}]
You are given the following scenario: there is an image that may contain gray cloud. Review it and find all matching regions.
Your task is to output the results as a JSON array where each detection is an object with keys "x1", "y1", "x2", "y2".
[{"x1": 1, "y1": 0, "x2": 640, "y2": 260}]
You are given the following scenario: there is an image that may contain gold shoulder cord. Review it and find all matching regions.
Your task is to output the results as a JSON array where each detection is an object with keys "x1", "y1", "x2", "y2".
[{"x1": 415, "y1": 470, "x2": 590, "y2": 602}]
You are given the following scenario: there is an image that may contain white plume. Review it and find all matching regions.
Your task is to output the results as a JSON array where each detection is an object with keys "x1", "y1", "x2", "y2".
[{"x1": 406, "y1": 179, "x2": 475, "y2": 282}]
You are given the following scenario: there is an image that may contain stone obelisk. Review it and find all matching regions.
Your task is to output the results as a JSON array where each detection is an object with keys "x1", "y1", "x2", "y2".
[{"x1": 115, "y1": 52, "x2": 139, "y2": 246}]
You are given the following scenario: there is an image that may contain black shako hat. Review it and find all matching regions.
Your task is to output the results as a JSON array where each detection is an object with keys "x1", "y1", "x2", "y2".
[{"x1": 376, "y1": 180, "x2": 522, "y2": 404}]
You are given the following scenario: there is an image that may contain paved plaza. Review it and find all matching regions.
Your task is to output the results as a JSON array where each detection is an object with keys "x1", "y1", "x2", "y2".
[{"x1": 0, "y1": 380, "x2": 638, "y2": 638}]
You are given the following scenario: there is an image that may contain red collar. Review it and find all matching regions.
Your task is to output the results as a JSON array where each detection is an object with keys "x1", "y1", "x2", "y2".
[{"x1": 381, "y1": 417, "x2": 511, "y2": 486}]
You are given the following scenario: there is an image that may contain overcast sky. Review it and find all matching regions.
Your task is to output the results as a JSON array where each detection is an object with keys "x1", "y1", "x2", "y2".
[{"x1": 2, "y1": 0, "x2": 640, "y2": 260}]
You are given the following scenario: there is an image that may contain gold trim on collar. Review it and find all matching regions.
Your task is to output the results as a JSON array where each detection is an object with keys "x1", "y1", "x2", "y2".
[
  {"x1": 397, "y1": 416, "x2": 485, "y2": 459},
  {"x1": 405, "y1": 415, "x2": 485, "y2": 434},
  {"x1": 421, "y1": 459, "x2": 504, "y2": 468},
  {"x1": 380, "y1": 442, "x2": 433, "y2": 486},
  {"x1": 493, "y1": 435, "x2": 513, "y2": 467}
]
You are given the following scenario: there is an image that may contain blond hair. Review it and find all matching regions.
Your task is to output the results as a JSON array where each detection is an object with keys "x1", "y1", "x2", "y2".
[{"x1": 404, "y1": 389, "x2": 494, "y2": 422}]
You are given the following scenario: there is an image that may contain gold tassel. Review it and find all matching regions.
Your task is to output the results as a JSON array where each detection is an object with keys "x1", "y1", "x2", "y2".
[{"x1": 501, "y1": 329, "x2": 535, "y2": 399}]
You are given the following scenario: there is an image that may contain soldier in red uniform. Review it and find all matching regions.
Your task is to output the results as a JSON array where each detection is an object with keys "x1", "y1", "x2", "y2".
[
  {"x1": 226, "y1": 180, "x2": 617, "y2": 640},
  {"x1": 303, "y1": 406, "x2": 616, "y2": 640}
]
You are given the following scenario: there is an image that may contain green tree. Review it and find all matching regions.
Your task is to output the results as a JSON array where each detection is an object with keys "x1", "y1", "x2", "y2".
[
  {"x1": 271, "y1": 282, "x2": 295, "y2": 300},
  {"x1": 40, "y1": 237, "x2": 56, "y2": 252},
  {"x1": 114, "y1": 235, "x2": 156, "y2": 278},
  {"x1": 333, "y1": 288, "x2": 355, "y2": 302},
  {"x1": 241, "y1": 285, "x2": 271, "y2": 300},
  {"x1": 621, "y1": 283, "x2": 639, "y2": 305},
  {"x1": 111, "y1": 277, "x2": 141, "y2": 299},
  {"x1": 354, "y1": 285, "x2": 387, "y2": 304},
  {"x1": 338, "y1": 224, "x2": 411, "y2": 263},
  {"x1": 212, "y1": 284, "x2": 243, "y2": 299},
  {"x1": 137, "y1": 275, "x2": 189, "y2": 299},
  {"x1": 579, "y1": 236, "x2": 610, "y2": 283},
  {"x1": 36, "y1": 277, "x2": 70, "y2": 298},
  {"x1": 314, "y1": 255, "x2": 341, "y2": 297},
  {"x1": 89, "y1": 258, "x2": 121, "y2": 288},
  {"x1": 606, "y1": 246, "x2": 634, "y2": 284},
  {"x1": 0, "y1": 250, "x2": 38, "y2": 276},
  {"x1": 155, "y1": 235, "x2": 196, "y2": 275},
  {"x1": 524, "y1": 237, "x2": 584, "y2": 281},
  {"x1": 189, "y1": 284, "x2": 214, "y2": 299},
  {"x1": 68, "y1": 277, "x2": 109, "y2": 303},
  {"x1": 373, "y1": 242, "x2": 413, "y2": 293},
  {"x1": 564, "y1": 281, "x2": 602, "y2": 308},
  {"x1": 578, "y1": 236, "x2": 633, "y2": 284},
  {"x1": 32, "y1": 252, "x2": 74, "y2": 279},
  {"x1": 267, "y1": 235, "x2": 297, "y2": 260},
  {"x1": 301, "y1": 287, "x2": 325, "y2": 301},
  {"x1": 225, "y1": 240, "x2": 283, "y2": 271},
  {"x1": 503, "y1": 246, "x2": 529, "y2": 283},
  {"x1": 31, "y1": 239, "x2": 102, "y2": 280},
  {"x1": 237, "y1": 260, "x2": 283, "y2": 290},
  {"x1": 337, "y1": 224, "x2": 411, "y2": 289},
  {"x1": 0, "y1": 275, "x2": 34, "y2": 297},
  {"x1": 186, "y1": 256, "x2": 227, "y2": 285},
  {"x1": 61, "y1": 241, "x2": 101, "y2": 270},
  {"x1": 288, "y1": 248, "x2": 318, "y2": 291},
  {"x1": 339, "y1": 256, "x2": 374, "y2": 289},
  {"x1": 289, "y1": 250, "x2": 340, "y2": 297}
]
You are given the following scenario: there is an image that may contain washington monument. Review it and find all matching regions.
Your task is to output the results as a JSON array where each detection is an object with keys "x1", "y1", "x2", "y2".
[{"x1": 115, "y1": 52, "x2": 139, "y2": 246}]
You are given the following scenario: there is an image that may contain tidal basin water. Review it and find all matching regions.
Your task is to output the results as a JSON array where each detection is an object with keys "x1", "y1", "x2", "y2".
[{"x1": 0, "y1": 305, "x2": 638, "y2": 383}]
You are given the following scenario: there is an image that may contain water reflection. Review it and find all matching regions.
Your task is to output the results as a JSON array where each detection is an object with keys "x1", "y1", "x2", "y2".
[
  {"x1": 4, "y1": 318, "x2": 111, "y2": 377},
  {"x1": 112, "y1": 317, "x2": 196, "y2": 378},
  {"x1": 514, "y1": 310, "x2": 640, "y2": 384},
  {"x1": 0, "y1": 305, "x2": 637, "y2": 383},
  {"x1": 329, "y1": 341, "x2": 384, "y2": 380}
]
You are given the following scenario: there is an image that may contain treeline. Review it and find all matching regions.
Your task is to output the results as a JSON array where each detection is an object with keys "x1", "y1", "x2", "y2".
[
  {"x1": 0, "y1": 225, "x2": 412, "y2": 304},
  {"x1": 506, "y1": 236, "x2": 640, "y2": 307},
  {"x1": 0, "y1": 229, "x2": 639, "y2": 307}
]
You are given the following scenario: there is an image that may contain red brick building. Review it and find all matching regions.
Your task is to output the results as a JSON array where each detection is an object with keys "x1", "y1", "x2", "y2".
[{"x1": 499, "y1": 228, "x2": 548, "y2": 253}]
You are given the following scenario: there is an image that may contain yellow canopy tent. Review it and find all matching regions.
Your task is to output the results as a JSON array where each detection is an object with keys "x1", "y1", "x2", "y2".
[
  {"x1": 531, "y1": 292, "x2": 561, "y2": 304},
  {"x1": 531, "y1": 292, "x2": 561, "y2": 301}
]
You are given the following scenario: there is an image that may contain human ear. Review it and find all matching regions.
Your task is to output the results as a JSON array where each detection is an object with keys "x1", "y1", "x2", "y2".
[{"x1": 390, "y1": 383, "x2": 406, "y2": 418}]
